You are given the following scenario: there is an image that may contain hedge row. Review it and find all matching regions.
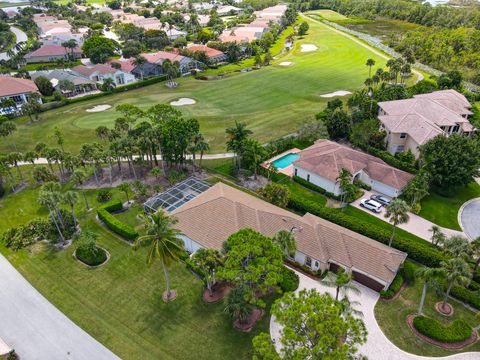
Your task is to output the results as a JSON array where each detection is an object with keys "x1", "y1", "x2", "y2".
[
  {"x1": 450, "y1": 285, "x2": 480, "y2": 309},
  {"x1": 413, "y1": 316, "x2": 472, "y2": 343},
  {"x1": 287, "y1": 194, "x2": 445, "y2": 267},
  {"x1": 97, "y1": 201, "x2": 138, "y2": 241},
  {"x1": 380, "y1": 273, "x2": 403, "y2": 299}
]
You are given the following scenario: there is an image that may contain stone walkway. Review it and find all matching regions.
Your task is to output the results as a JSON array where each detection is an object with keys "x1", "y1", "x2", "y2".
[{"x1": 270, "y1": 269, "x2": 480, "y2": 360}]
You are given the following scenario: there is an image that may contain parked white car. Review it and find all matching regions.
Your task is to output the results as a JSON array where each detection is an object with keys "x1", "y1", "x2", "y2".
[{"x1": 360, "y1": 198, "x2": 383, "y2": 213}]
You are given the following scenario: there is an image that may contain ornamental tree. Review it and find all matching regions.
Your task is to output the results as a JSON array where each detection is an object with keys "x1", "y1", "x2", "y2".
[
  {"x1": 82, "y1": 36, "x2": 120, "y2": 64},
  {"x1": 218, "y1": 229, "x2": 284, "y2": 307},
  {"x1": 252, "y1": 289, "x2": 367, "y2": 359}
]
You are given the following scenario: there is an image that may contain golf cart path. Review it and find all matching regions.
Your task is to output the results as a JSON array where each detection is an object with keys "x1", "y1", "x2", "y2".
[
  {"x1": 271, "y1": 268, "x2": 479, "y2": 360},
  {"x1": 0, "y1": 254, "x2": 119, "y2": 360},
  {"x1": 352, "y1": 190, "x2": 464, "y2": 242},
  {"x1": 300, "y1": 13, "x2": 424, "y2": 83},
  {"x1": 0, "y1": 26, "x2": 27, "y2": 61}
]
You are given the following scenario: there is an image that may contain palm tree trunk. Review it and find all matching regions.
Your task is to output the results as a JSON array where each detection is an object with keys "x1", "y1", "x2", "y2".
[
  {"x1": 15, "y1": 164, "x2": 23, "y2": 182},
  {"x1": 473, "y1": 258, "x2": 480, "y2": 275},
  {"x1": 82, "y1": 189, "x2": 89, "y2": 210},
  {"x1": 71, "y1": 205, "x2": 77, "y2": 229},
  {"x1": 443, "y1": 281, "x2": 453, "y2": 306},
  {"x1": 418, "y1": 282, "x2": 427, "y2": 314},
  {"x1": 49, "y1": 209, "x2": 65, "y2": 242},
  {"x1": 335, "y1": 286, "x2": 340, "y2": 301},
  {"x1": 389, "y1": 225, "x2": 396, "y2": 247},
  {"x1": 162, "y1": 258, "x2": 171, "y2": 297}
]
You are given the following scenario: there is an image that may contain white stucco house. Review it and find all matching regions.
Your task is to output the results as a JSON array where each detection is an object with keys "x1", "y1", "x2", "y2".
[
  {"x1": 71, "y1": 64, "x2": 136, "y2": 87},
  {"x1": 293, "y1": 140, "x2": 414, "y2": 198}
]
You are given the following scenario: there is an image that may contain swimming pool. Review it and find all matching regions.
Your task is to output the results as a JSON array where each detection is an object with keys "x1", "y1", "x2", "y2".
[{"x1": 271, "y1": 153, "x2": 300, "y2": 169}]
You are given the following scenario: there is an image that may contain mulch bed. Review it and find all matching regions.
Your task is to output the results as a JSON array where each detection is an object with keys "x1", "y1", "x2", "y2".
[
  {"x1": 435, "y1": 302, "x2": 454, "y2": 316},
  {"x1": 162, "y1": 290, "x2": 177, "y2": 302},
  {"x1": 382, "y1": 282, "x2": 408, "y2": 302},
  {"x1": 407, "y1": 315, "x2": 478, "y2": 350},
  {"x1": 203, "y1": 283, "x2": 233, "y2": 304},
  {"x1": 233, "y1": 308, "x2": 265, "y2": 332}
]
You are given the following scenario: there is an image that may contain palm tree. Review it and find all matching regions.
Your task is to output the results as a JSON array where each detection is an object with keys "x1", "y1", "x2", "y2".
[
  {"x1": 63, "y1": 191, "x2": 79, "y2": 229},
  {"x1": 321, "y1": 267, "x2": 360, "y2": 301},
  {"x1": 224, "y1": 288, "x2": 253, "y2": 325},
  {"x1": 72, "y1": 170, "x2": 90, "y2": 210},
  {"x1": 196, "y1": 137, "x2": 210, "y2": 167},
  {"x1": 336, "y1": 168, "x2": 354, "y2": 209},
  {"x1": 38, "y1": 190, "x2": 65, "y2": 243},
  {"x1": 438, "y1": 258, "x2": 471, "y2": 309},
  {"x1": 132, "y1": 55, "x2": 147, "y2": 80},
  {"x1": 134, "y1": 211, "x2": 184, "y2": 301},
  {"x1": 442, "y1": 235, "x2": 472, "y2": 261},
  {"x1": 272, "y1": 229, "x2": 296, "y2": 258},
  {"x1": 243, "y1": 139, "x2": 265, "y2": 180},
  {"x1": 366, "y1": 58, "x2": 375, "y2": 78},
  {"x1": 384, "y1": 199, "x2": 410, "y2": 247},
  {"x1": 429, "y1": 225, "x2": 446, "y2": 248},
  {"x1": 226, "y1": 121, "x2": 252, "y2": 171},
  {"x1": 415, "y1": 266, "x2": 442, "y2": 314},
  {"x1": 471, "y1": 238, "x2": 480, "y2": 275},
  {"x1": 117, "y1": 182, "x2": 131, "y2": 203}
]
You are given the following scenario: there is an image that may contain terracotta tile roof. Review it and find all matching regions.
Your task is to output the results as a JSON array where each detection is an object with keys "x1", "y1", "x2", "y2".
[
  {"x1": 71, "y1": 64, "x2": 118, "y2": 76},
  {"x1": 185, "y1": 44, "x2": 225, "y2": 58},
  {"x1": 0, "y1": 76, "x2": 38, "y2": 97},
  {"x1": 172, "y1": 182, "x2": 406, "y2": 284},
  {"x1": 25, "y1": 44, "x2": 81, "y2": 58},
  {"x1": 294, "y1": 140, "x2": 413, "y2": 189},
  {"x1": 143, "y1": 51, "x2": 185, "y2": 64},
  {"x1": 107, "y1": 58, "x2": 136, "y2": 73}
]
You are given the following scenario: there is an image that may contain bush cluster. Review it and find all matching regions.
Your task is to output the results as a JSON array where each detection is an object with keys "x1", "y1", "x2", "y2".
[
  {"x1": 380, "y1": 273, "x2": 403, "y2": 299},
  {"x1": 401, "y1": 259, "x2": 417, "y2": 285},
  {"x1": 97, "y1": 189, "x2": 113, "y2": 203},
  {"x1": 413, "y1": 316, "x2": 472, "y2": 343},
  {"x1": 287, "y1": 194, "x2": 445, "y2": 267},
  {"x1": 97, "y1": 201, "x2": 138, "y2": 241},
  {"x1": 285, "y1": 258, "x2": 323, "y2": 277},
  {"x1": 76, "y1": 243, "x2": 107, "y2": 266},
  {"x1": 355, "y1": 143, "x2": 417, "y2": 174},
  {"x1": 278, "y1": 266, "x2": 300, "y2": 292}
]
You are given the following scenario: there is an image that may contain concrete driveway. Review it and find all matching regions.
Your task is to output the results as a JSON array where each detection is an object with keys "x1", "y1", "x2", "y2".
[
  {"x1": 270, "y1": 269, "x2": 480, "y2": 360},
  {"x1": 459, "y1": 198, "x2": 480, "y2": 240},
  {"x1": 352, "y1": 190, "x2": 464, "y2": 242},
  {"x1": 0, "y1": 254, "x2": 119, "y2": 360},
  {"x1": 0, "y1": 26, "x2": 28, "y2": 61}
]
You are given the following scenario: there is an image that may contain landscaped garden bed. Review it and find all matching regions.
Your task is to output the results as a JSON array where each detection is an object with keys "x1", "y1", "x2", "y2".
[{"x1": 74, "y1": 245, "x2": 109, "y2": 268}]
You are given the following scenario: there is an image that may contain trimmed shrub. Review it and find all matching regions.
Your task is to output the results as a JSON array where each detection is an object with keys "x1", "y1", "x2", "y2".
[
  {"x1": 402, "y1": 259, "x2": 417, "y2": 285},
  {"x1": 100, "y1": 199, "x2": 123, "y2": 213},
  {"x1": 97, "y1": 209, "x2": 139, "y2": 240},
  {"x1": 97, "y1": 189, "x2": 113, "y2": 203},
  {"x1": 287, "y1": 194, "x2": 445, "y2": 267},
  {"x1": 76, "y1": 243, "x2": 107, "y2": 266},
  {"x1": 279, "y1": 266, "x2": 300, "y2": 292},
  {"x1": 450, "y1": 285, "x2": 480, "y2": 309},
  {"x1": 413, "y1": 316, "x2": 472, "y2": 343},
  {"x1": 380, "y1": 273, "x2": 404, "y2": 299}
]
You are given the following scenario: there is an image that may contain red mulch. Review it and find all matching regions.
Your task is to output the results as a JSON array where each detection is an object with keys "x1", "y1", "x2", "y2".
[
  {"x1": 435, "y1": 302, "x2": 454, "y2": 316},
  {"x1": 407, "y1": 315, "x2": 478, "y2": 349},
  {"x1": 203, "y1": 283, "x2": 233, "y2": 304},
  {"x1": 233, "y1": 308, "x2": 265, "y2": 332}
]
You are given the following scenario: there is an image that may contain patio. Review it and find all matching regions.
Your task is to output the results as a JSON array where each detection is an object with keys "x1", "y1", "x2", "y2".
[{"x1": 261, "y1": 148, "x2": 301, "y2": 177}]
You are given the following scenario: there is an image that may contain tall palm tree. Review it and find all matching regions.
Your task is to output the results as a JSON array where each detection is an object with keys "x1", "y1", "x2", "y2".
[
  {"x1": 134, "y1": 211, "x2": 184, "y2": 301},
  {"x1": 225, "y1": 121, "x2": 252, "y2": 171},
  {"x1": 321, "y1": 267, "x2": 360, "y2": 301},
  {"x1": 366, "y1": 58, "x2": 375, "y2": 78},
  {"x1": 63, "y1": 191, "x2": 79, "y2": 229},
  {"x1": 72, "y1": 169, "x2": 90, "y2": 210},
  {"x1": 196, "y1": 137, "x2": 210, "y2": 167},
  {"x1": 243, "y1": 139, "x2": 265, "y2": 180},
  {"x1": 439, "y1": 258, "x2": 471, "y2": 309},
  {"x1": 38, "y1": 190, "x2": 65, "y2": 243},
  {"x1": 273, "y1": 229, "x2": 296, "y2": 258},
  {"x1": 336, "y1": 168, "x2": 354, "y2": 209},
  {"x1": 132, "y1": 55, "x2": 147, "y2": 80},
  {"x1": 415, "y1": 266, "x2": 442, "y2": 314},
  {"x1": 384, "y1": 199, "x2": 410, "y2": 247},
  {"x1": 442, "y1": 235, "x2": 472, "y2": 261},
  {"x1": 429, "y1": 225, "x2": 446, "y2": 248}
]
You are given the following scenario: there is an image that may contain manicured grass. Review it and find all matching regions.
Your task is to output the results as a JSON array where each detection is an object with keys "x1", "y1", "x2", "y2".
[
  {"x1": 375, "y1": 279, "x2": 480, "y2": 356},
  {"x1": 0, "y1": 170, "x2": 275, "y2": 359},
  {"x1": 1, "y1": 17, "x2": 389, "y2": 154},
  {"x1": 309, "y1": 9, "x2": 349, "y2": 21},
  {"x1": 419, "y1": 182, "x2": 480, "y2": 231},
  {"x1": 20, "y1": 60, "x2": 82, "y2": 71}
]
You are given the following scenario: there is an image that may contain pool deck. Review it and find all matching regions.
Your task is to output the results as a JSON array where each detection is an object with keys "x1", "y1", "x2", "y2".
[{"x1": 261, "y1": 148, "x2": 301, "y2": 177}]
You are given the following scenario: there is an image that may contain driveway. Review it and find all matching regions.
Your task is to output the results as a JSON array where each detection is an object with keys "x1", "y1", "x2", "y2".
[
  {"x1": 0, "y1": 26, "x2": 28, "y2": 61},
  {"x1": 270, "y1": 269, "x2": 479, "y2": 360},
  {"x1": 352, "y1": 190, "x2": 464, "y2": 242},
  {"x1": 459, "y1": 198, "x2": 480, "y2": 240},
  {"x1": 0, "y1": 254, "x2": 119, "y2": 360}
]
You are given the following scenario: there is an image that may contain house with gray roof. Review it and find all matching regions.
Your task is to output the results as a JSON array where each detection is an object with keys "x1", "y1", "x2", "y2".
[{"x1": 31, "y1": 70, "x2": 97, "y2": 97}]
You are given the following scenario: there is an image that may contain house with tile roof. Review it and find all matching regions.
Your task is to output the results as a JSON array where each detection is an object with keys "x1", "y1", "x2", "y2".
[
  {"x1": 293, "y1": 140, "x2": 414, "y2": 198},
  {"x1": 378, "y1": 89, "x2": 475, "y2": 158},
  {"x1": 71, "y1": 64, "x2": 136, "y2": 86},
  {"x1": 24, "y1": 44, "x2": 82, "y2": 63},
  {"x1": 0, "y1": 76, "x2": 40, "y2": 114},
  {"x1": 185, "y1": 44, "x2": 227, "y2": 64},
  {"x1": 31, "y1": 70, "x2": 97, "y2": 97},
  {"x1": 143, "y1": 51, "x2": 203, "y2": 74},
  {"x1": 171, "y1": 182, "x2": 407, "y2": 291}
]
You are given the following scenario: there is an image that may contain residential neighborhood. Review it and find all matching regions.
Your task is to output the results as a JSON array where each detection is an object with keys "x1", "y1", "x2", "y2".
[{"x1": 0, "y1": 0, "x2": 480, "y2": 360}]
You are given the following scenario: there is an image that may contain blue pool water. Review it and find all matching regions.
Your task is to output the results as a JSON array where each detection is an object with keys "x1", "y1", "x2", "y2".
[{"x1": 272, "y1": 153, "x2": 300, "y2": 169}]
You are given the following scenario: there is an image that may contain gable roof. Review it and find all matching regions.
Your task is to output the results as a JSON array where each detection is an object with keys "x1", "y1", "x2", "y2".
[
  {"x1": 294, "y1": 140, "x2": 413, "y2": 189},
  {"x1": 172, "y1": 182, "x2": 407, "y2": 284},
  {"x1": 185, "y1": 44, "x2": 225, "y2": 58},
  {"x1": 143, "y1": 51, "x2": 186, "y2": 64},
  {"x1": 25, "y1": 44, "x2": 81, "y2": 58},
  {"x1": 0, "y1": 76, "x2": 38, "y2": 97}
]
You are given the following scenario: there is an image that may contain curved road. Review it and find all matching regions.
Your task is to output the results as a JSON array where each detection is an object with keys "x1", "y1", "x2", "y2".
[
  {"x1": 0, "y1": 26, "x2": 27, "y2": 61},
  {"x1": 460, "y1": 198, "x2": 480, "y2": 240}
]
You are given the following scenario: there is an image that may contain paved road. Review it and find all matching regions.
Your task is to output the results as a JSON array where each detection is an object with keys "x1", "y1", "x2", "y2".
[
  {"x1": 352, "y1": 190, "x2": 464, "y2": 242},
  {"x1": 271, "y1": 268, "x2": 480, "y2": 360},
  {"x1": 0, "y1": 26, "x2": 27, "y2": 61},
  {"x1": 459, "y1": 198, "x2": 480, "y2": 240},
  {"x1": 0, "y1": 254, "x2": 119, "y2": 360}
]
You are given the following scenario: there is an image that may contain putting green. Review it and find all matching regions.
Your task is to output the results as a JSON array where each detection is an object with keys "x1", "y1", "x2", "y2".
[{"x1": 3, "y1": 17, "x2": 397, "y2": 154}]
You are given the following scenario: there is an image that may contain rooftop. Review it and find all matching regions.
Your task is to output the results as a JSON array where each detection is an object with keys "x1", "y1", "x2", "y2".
[{"x1": 0, "y1": 76, "x2": 38, "y2": 97}]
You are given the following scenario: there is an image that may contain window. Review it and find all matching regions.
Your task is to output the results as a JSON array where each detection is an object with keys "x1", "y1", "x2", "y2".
[
  {"x1": 305, "y1": 256, "x2": 312, "y2": 267},
  {"x1": 400, "y1": 132, "x2": 407, "y2": 139},
  {"x1": 452, "y1": 125, "x2": 460, "y2": 133},
  {"x1": 294, "y1": 168, "x2": 297, "y2": 176},
  {"x1": 315, "y1": 261, "x2": 319, "y2": 268},
  {"x1": 307, "y1": 174, "x2": 310, "y2": 182},
  {"x1": 396, "y1": 145, "x2": 405, "y2": 152}
]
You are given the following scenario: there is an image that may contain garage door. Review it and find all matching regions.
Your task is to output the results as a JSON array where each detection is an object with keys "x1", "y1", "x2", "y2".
[
  {"x1": 371, "y1": 181, "x2": 397, "y2": 198},
  {"x1": 352, "y1": 271, "x2": 385, "y2": 292}
]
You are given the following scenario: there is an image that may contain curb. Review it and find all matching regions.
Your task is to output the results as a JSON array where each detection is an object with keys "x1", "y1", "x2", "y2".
[{"x1": 457, "y1": 197, "x2": 480, "y2": 241}]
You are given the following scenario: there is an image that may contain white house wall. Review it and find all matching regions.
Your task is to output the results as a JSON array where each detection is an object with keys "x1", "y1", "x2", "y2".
[
  {"x1": 294, "y1": 166, "x2": 340, "y2": 195},
  {"x1": 177, "y1": 234, "x2": 204, "y2": 254}
]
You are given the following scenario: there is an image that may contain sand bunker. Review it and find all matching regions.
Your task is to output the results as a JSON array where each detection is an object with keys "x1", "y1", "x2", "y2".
[
  {"x1": 279, "y1": 62, "x2": 292, "y2": 66},
  {"x1": 320, "y1": 90, "x2": 352, "y2": 98},
  {"x1": 300, "y1": 44, "x2": 318, "y2": 52},
  {"x1": 86, "y1": 104, "x2": 111, "y2": 112},
  {"x1": 170, "y1": 98, "x2": 196, "y2": 106}
]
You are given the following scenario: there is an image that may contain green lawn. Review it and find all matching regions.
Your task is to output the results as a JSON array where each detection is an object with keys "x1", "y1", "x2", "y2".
[
  {"x1": 375, "y1": 279, "x2": 480, "y2": 356},
  {"x1": 0, "y1": 170, "x2": 275, "y2": 360},
  {"x1": 419, "y1": 182, "x2": 480, "y2": 231},
  {"x1": 1, "y1": 16, "x2": 392, "y2": 154},
  {"x1": 308, "y1": 9, "x2": 349, "y2": 21}
]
